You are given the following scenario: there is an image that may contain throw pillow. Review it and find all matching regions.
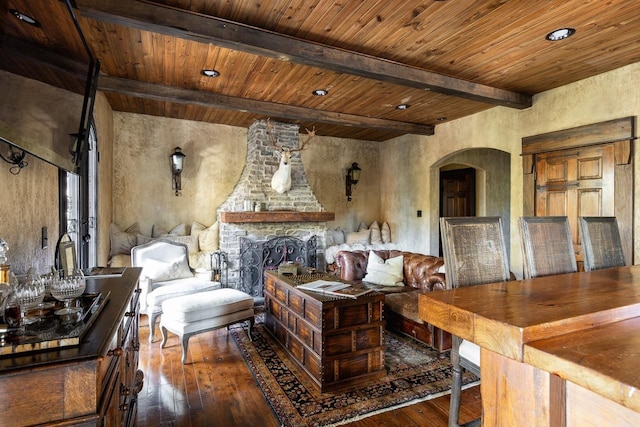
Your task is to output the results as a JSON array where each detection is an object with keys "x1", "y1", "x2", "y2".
[
  {"x1": 109, "y1": 223, "x2": 141, "y2": 256},
  {"x1": 160, "y1": 235, "x2": 199, "y2": 253},
  {"x1": 191, "y1": 221, "x2": 206, "y2": 238},
  {"x1": 136, "y1": 234, "x2": 155, "y2": 246},
  {"x1": 381, "y1": 222, "x2": 392, "y2": 243},
  {"x1": 358, "y1": 221, "x2": 368, "y2": 232},
  {"x1": 326, "y1": 228, "x2": 346, "y2": 247},
  {"x1": 169, "y1": 223, "x2": 188, "y2": 236},
  {"x1": 151, "y1": 224, "x2": 169, "y2": 238},
  {"x1": 199, "y1": 221, "x2": 220, "y2": 252},
  {"x1": 142, "y1": 255, "x2": 193, "y2": 282},
  {"x1": 363, "y1": 250, "x2": 404, "y2": 286},
  {"x1": 346, "y1": 229, "x2": 370, "y2": 245},
  {"x1": 369, "y1": 221, "x2": 382, "y2": 245}
]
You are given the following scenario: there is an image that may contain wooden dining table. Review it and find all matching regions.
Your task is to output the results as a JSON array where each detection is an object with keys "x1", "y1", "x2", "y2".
[{"x1": 418, "y1": 265, "x2": 640, "y2": 427}]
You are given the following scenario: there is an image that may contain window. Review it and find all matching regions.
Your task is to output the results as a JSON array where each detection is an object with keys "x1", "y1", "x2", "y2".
[{"x1": 60, "y1": 122, "x2": 98, "y2": 269}]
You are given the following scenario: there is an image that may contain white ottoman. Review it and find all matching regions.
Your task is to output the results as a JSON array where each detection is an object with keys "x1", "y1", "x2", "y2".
[{"x1": 160, "y1": 288, "x2": 254, "y2": 363}]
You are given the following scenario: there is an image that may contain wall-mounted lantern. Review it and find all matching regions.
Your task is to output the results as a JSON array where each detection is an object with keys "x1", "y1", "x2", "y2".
[
  {"x1": 171, "y1": 146, "x2": 186, "y2": 196},
  {"x1": 346, "y1": 162, "x2": 361, "y2": 201}
]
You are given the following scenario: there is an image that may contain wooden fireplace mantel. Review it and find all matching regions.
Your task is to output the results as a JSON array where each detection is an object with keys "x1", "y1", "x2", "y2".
[{"x1": 220, "y1": 211, "x2": 335, "y2": 223}]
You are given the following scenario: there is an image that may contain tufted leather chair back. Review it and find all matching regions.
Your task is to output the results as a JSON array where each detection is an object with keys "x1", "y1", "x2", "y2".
[{"x1": 335, "y1": 250, "x2": 446, "y2": 292}]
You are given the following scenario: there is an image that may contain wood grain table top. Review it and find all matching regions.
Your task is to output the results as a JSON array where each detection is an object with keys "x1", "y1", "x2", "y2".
[
  {"x1": 524, "y1": 316, "x2": 640, "y2": 413},
  {"x1": 418, "y1": 266, "x2": 640, "y2": 360}
]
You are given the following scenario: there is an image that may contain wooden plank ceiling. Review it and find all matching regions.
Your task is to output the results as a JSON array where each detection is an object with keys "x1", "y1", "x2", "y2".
[{"x1": 2, "y1": 0, "x2": 640, "y2": 141}]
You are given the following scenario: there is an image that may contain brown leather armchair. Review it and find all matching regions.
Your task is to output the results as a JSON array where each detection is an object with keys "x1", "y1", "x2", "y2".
[{"x1": 335, "y1": 249, "x2": 451, "y2": 356}]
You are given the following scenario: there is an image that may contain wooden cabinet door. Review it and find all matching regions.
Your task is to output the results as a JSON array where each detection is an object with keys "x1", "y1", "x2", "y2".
[{"x1": 535, "y1": 144, "x2": 615, "y2": 264}]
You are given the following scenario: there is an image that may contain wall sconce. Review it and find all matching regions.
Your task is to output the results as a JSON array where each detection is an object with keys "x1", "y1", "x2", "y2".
[
  {"x1": 0, "y1": 142, "x2": 28, "y2": 175},
  {"x1": 170, "y1": 146, "x2": 186, "y2": 196},
  {"x1": 346, "y1": 162, "x2": 361, "y2": 201}
]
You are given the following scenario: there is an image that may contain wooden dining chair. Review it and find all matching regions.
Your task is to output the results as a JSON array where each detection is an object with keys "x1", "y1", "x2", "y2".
[
  {"x1": 440, "y1": 217, "x2": 511, "y2": 427},
  {"x1": 519, "y1": 216, "x2": 577, "y2": 279},
  {"x1": 579, "y1": 217, "x2": 626, "y2": 271}
]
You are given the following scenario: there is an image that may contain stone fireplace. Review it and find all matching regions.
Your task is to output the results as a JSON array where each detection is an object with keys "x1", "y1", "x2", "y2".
[{"x1": 217, "y1": 119, "x2": 333, "y2": 297}]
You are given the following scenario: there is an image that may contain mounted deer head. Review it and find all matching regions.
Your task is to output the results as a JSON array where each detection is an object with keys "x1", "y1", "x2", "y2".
[{"x1": 267, "y1": 119, "x2": 316, "y2": 194}]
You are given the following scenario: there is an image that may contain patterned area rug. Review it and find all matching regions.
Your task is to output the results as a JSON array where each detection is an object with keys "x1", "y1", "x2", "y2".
[{"x1": 230, "y1": 323, "x2": 479, "y2": 427}]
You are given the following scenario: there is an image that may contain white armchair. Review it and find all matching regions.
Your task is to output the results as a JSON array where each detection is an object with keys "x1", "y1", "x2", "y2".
[{"x1": 132, "y1": 239, "x2": 220, "y2": 342}]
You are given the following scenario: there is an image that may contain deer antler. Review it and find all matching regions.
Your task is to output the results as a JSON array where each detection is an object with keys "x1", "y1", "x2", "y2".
[
  {"x1": 290, "y1": 126, "x2": 317, "y2": 153},
  {"x1": 266, "y1": 118, "x2": 285, "y2": 152}
]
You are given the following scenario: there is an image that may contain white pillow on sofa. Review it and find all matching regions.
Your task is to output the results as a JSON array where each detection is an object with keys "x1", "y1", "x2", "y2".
[
  {"x1": 369, "y1": 221, "x2": 382, "y2": 245},
  {"x1": 143, "y1": 255, "x2": 193, "y2": 282},
  {"x1": 346, "y1": 229, "x2": 370, "y2": 245},
  {"x1": 363, "y1": 251, "x2": 404, "y2": 286},
  {"x1": 381, "y1": 222, "x2": 392, "y2": 243}
]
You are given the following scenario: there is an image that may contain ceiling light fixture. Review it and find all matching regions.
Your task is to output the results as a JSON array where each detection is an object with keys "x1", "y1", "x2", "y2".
[
  {"x1": 9, "y1": 9, "x2": 40, "y2": 27},
  {"x1": 545, "y1": 28, "x2": 576, "y2": 41},
  {"x1": 396, "y1": 104, "x2": 410, "y2": 110},
  {"x1": 201, "y1": 69, "x2": 220, "y2": 77},
  {"x1": 312, "y1": 89, "x2": 328, "y2": 96}
]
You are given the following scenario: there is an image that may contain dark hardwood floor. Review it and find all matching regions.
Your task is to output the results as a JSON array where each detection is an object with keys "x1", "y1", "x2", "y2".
[{"x1": 136, "y1": 315, "x2": 482, "y2": 426}]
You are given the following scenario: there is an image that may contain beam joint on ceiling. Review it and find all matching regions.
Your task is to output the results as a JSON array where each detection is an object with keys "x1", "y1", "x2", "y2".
[{"x1": 76, "y1": 0, "x2": 533, "y2": 109}]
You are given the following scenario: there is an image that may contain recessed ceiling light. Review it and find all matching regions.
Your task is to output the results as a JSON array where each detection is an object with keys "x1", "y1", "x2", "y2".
[
  {"x1": 9, "y1": 9, "x2": 40, "y2": 27},
  {"x1": 396, "y1": 104, "x2": 410, "y2": 110},
  {"x1": 201, "y1": 69, "x2": 220, "y2": 77},
  {"x1": 545, "y1": 28, "x2": 576, "y2": 41},
  {"x1": 312, "y1": 89, "x2": 328, "y2": 96}
]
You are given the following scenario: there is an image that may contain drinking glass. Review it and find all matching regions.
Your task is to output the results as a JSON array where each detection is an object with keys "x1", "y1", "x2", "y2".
[{"x1": 50, "y1": 269, "x2": 86, "y2": 315}]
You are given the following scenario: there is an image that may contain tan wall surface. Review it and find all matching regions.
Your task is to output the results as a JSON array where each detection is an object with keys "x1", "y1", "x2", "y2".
[
  {"x1": 0, "y1": 153, "x2": 58, "y2": 275},
  {"x1": 112, "y1": 113, "x2": 247, "y2": 234},
  {"x1": 112, "y1": 114, "x2": 382, "y2": 237},
  {"x1": 93, "y1": 92, "x2": 114, "y2": 266}
]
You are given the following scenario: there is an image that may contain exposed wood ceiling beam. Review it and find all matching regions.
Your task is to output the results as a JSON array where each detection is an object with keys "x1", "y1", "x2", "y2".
[
  {"x1": 76, "y1": 0, "x2": 532, "y2": 109},
  {"x1": 0, "y1": 35, "x2": 87, "y2": 80},
  {"x1": 98, "y1": 76, "x2": 435, "y2": 135},
  {"x1": 0, "y1": 36, "x2": 434, "y2": 135}
]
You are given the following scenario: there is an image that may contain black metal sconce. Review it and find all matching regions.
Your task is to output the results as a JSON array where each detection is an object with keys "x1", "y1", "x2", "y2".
[
  {"x1": 0, "y1": 142, "x2": 28, "y2": 175},
  {"x1": 171, "y1": 146, "x2": 186, "y2": 196},
  {"x1": 346, "y1": 162, "x2": 361, "y2": 201}
]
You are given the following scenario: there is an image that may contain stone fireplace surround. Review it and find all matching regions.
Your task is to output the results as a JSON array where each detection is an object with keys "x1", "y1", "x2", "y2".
[{"x1": 217, "y1": 119, "x2": 333, "y2": 297}]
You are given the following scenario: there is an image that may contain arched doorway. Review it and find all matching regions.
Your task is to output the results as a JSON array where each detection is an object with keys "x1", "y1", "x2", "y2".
[{"x1": 429, "y1": 148, "x2": 511, "y2": 259}]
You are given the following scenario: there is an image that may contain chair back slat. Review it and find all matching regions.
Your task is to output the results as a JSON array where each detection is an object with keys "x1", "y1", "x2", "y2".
[
  {"x1": 519, "y1": 216, "x2": 577, "y2": 279},
  {"x1": 580, "y1": 217, "x2": 626, "y2": 271},
  {"x1": 440, "y1": 217, "x2": 510, "y2": 289}
]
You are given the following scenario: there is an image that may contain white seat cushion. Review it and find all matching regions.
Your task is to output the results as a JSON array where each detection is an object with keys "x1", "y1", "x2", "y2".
[
  {"x1": 162, "y1": 288, "x2": 254, "y2": 323},
  {"x1": 147, "y1": 278, "x2": 220, "y2": 308},
  {"x1": 459, "y1": 340, "x2": 480, "y2": 367}
]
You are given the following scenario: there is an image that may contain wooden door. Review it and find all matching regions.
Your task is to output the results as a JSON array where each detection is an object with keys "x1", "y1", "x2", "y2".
[
  {"x1": 534, "y1": 144, "x2": 615, "y2": 264},
  {"x1": 440, "y1": 168, "x2": 476, "y2": 217}
]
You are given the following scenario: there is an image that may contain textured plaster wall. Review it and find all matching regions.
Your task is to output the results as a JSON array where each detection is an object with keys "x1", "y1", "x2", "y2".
[
  {"x1": 301, "y1": 135, "x2": 381, "y2": 232},
  {"x1": 112, "y1": 113, "x2": 248, "y2": 234},
  {"x1": 112, "y1": 114, "x2": 382, "y2": 238},
  {"x1": 380, "y1": 62, "x2": 640, "y2": 276},
  {"x1": 0, "y1": 154, "x2": 58, "y2": 275},
  {"x1": 93, "y1": 92, "x2": 114, "y2": 266}
]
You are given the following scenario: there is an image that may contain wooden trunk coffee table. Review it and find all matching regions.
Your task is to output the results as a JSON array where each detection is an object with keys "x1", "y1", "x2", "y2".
[{"x1": 263, "y1": 271, "x2": 386, "y2": 392}]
